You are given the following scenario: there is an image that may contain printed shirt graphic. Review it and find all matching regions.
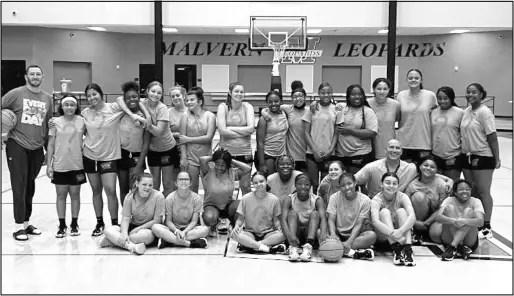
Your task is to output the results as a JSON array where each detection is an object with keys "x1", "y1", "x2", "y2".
[
  {"x1": 119, "y1": 111, "x2": 145, "y2": 153},
  {"x1": 81, "y1": 102, "x2": 125, "y2": 161},
  {"x1": 460, "y1": 105, "x2": 495, "y2": 157},
  {"x1": 302, "y1": 104, "x2": 336, "y2": 154},
  {"x1": 431, "y1": 107, "x2": 464, "y2": 159},
  {"x1": 397, "y1": 89, "x2": 437, "y2": 150},
  {"x1": 218, "y1": 102, "x2": 253, "y2": 156},
  {"x1": 122, "y1": 190, "x2": 165, "y2": 226},
  {"x1": 367, "y1": 98, "x2": 401, "y2": 159},
  {"x1": 49, "y1": 116, "x2": 86, "y2": 172},
  {"x1": 237, "y1": 192, "x2": 281, "y2": 236},
  {"x1": 165, "y1": 191, "x2": 203, "y2": 229},
  {"x1": 1, "y1": 86, "x2": 52, "y2": 150}
]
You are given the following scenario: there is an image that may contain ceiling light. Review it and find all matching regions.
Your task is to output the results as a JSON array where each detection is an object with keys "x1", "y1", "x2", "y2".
[
  {"x1": 307, "y1": 29, "x2": 322, "y2": 34},
  {"x1": 87, "y1": 27, "x2": 106, "y2": 31},
  {"x1": 235, "y1": 29, "x2": 249, "y2": 33},
  {"x1": 163, "y1": 28, "x2": 178, "y2": 33},
  {"x1": 450, "y1": 29, "x2": 470, "y2": 34},
  {"x1": 378, "y1": 29, "x2": 388, "y2": 34}
]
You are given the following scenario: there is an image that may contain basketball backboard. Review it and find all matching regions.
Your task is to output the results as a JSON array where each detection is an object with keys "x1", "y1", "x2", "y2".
[{"x1": 249, "y1": 16, "x2": 307, "y2": 51}]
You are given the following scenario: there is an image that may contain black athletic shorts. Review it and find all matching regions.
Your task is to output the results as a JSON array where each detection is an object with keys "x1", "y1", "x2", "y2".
[
  {"x1": 306, "y1": 154, "x2": 338, "y2": 172},
  {"x1": 233, "y1": 154, "x2": 254, "y2": 164},
  {"x1": 118, "y1": 149, "x2": 146, "y2": 171},
  {"x1": 52, "y1": 169, "x2": 87, "y2": 186},
  {"x1": 294, "y1": 161, "x2": 307, "y2": 172},
  {"x1": 401, "y1": 149, "x2": 432, "y2": 164},
  {"x1": 462, "y1": 154, "x2": 496, "y2": 170},
  {"x1": 83, "y1": 156, "x2": 118, "y2": 175},
  {"x1": 339, "y1": 152, "x2": 375, "y2": 170},
  {"x1": 432, "y1": 154, "x2": 465, "y2": 171},
  {"x1": 147, "y1": 147, "x2": 180, "y2": 167}
]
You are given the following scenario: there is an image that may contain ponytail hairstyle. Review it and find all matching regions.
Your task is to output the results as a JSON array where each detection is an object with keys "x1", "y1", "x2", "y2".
[
  {"x1": 372, "y1": 78, "x2": 392, "y2": 98},
  {"x1": 338, "y1": 172, "x2": 356, "y2": 184},
  {"x1": 131, "y1": 172, "x2": 154, "y2": 193},
  {"x1": 84, "y1": 83, "x2": 104, "y2": 99},
  {"x1": 187, "y1": 86, "x2": 205, "y2": 107},
  {"x1": 146, "y1": 81, "x2": 164, "y2": 94},
  {"x1": 251, "y1": 171, "x2": 271, "y2": 192},
  {"x1": 406, "y1": 69, "x2": 424, "y2": 89},
  {"x1": 318, "y1": 82, "x2": 336, "y2": 104},
  {"x1": 169, "y1": 84, "x2": 187, "y2": 107},
  {"x1": 436, "y1": 86, "x2": 458, "y2": 107},
  {"x1": 226, "y1": 82, "x2": 244, "y2": 110},
  {"x1": 381, "y1": 172, "x2": 400, "y2": 183},
  {"x1": 467, "y1": 83, "x2": 487, "y2": 101}
]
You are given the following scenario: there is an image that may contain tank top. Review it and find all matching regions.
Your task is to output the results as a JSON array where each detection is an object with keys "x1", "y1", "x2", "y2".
[
  {"x1": 264, "y1": 110, "x2": 288, "y2": 157},
  {"x1": 218, "y1": 102, "x2": 253, "y2": 156},
  {"x1": 185, "y1": 110, "x2": 214, "y2": 166},
  {"x1": 290, "y1": 192, "x2": 320, "y2": 226}
]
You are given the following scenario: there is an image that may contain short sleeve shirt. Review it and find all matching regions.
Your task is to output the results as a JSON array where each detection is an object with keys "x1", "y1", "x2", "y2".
[
  {"x1": 367, "y1": 98, "x2": 401, "y2": 159},
  {"x1": 302, "y1": 104, "x2": 336, "y2": 155},
  {"x1": 49, "y1": 116, "x2": 86, "y2": 171},
  {"x1": 237, "y1": 192, "x2": 281, "y2": 236},
  {"x1": 460, "y1": 105, "x2": 495, "y2": 157},
  {"x1": 355, "y1": 159, "x2": 417, "y2": 198},
  {"x1": 268, "y1": 170, "x2": 304, "y2": 204},
  {"x1": 405, "y1": 178, "x2": 447, "y2": 209},
  {"x1": 431, "y1": 107, "x2": 464, "y2": 159},
  {"x1": 81, "y1": 102, "x2": 125, "y2": 161},
  {"x1": 282, "y1": 105, "x2": 308, "y2": 161},
  {"x1": 121, "y1": 190, "x2": 165, "y2": 226},
  {"x1": 335, "y1": 106, "x2": 378, "y2": 157},
  {"x1": 165, "y1": 191, "x2": 203, "y2": 229},
  {"x1": 439, "y1": 196, "x2": 485, "y2": 217},
  {"x1": 202, "y1": 162, "x2": 239, "y2": 210},
  {"x1": 119, "y1": 111, "x2": 146, "y2": 153},
  {"x1": 289, "y1": 192, "x2": 320, "y2": 226},
  {"x1": 146, "y1": 101, "x2": 176, "y2": 152},
  {"x1": 327, "y1": 191, "x2": 371, "y2": 235}
]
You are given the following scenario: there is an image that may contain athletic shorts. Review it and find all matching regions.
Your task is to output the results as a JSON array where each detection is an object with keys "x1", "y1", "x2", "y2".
[
  {"x1": 294, "y1": 161, "x2": 307, "y2": 172},
  {"x1": 244, "y1": 229, "x2": 282, "y2": 242},
  {"x1": 401, "y1": 149, "x2": 432, "y2": 164},
  {"x1": 118, "y1": 149, "x2": 146, "y2": 171},
  {"x1": 83, "y1": 156, "x2": 118, "y2": 175},
  {"x1": 51, "y1": 169, "x2": 87, "y2": 186},
  {"x1": 306, "y1": 154, "x2": 339, "y2": 172},
  {"x1": 337, "y1": 219, "x2": 374, "y2": 242},
  {"x1": 233, "y1": 154, "x2": 254, "y2": 164},
  {"x1": 147, "y1": 147, "x2": 180, "y2": 167},
  {"x1": 339, "y1": 152, "x2": 375, "y2": 170},
  {"x1": 432, "y1": 154, "x2": 465, "y2": 171},
  {"x1": 462, "y1": 154, "x2": 496, "y2": 170},
  {"x1": 204, "y1": 199, "x2": 236, "y2": 219},
  {"x1": 254, "y1": 152, "x2": 277, "y2": 171}
]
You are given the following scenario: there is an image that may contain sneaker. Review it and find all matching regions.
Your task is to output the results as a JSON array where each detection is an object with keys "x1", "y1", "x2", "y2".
[
  {"x1": 190, "y1": 238, "x2": 208, "y2": 248},
  {"x1": 478, "y1": 227, "x2": 493, "y2": 240},
  {"x1": 441, "y1": 245, "x2": 457, "y2": 261},
  {"x1": 236, "y1": 243, "x2": 249, "y2": 253},
  {"x1": 208, "y1": 226, "x2": 218, "y2": 237},
  {"x1": 269, "y1": 243, "x2": 286, "y2": 255},
  {"x1": 288, "y1": 246, "x2": 300, "y2": 262},
  {"x1": 129, "y1": 242, "x2": 146, "y2": 255},
  {"x1": 158, "y1": 239, "x2": 173, "y2": 249},
  {"x1": 91, "y1": 223, "x2": 104, "y2": 237},
  {"x1": 99, "y1": 237, "x2": 114, "y2": 248},
  {"x1": 217, "y1": 218, "x2": 230, "y2": 234},
  {"x1": 402, "y1": 245, "x2": 416, "y2": 266},
  {"x1": 391, "y1": 243, "x2": 404, "y2": 265},
  {"x1": 457, "y1": 244, "x2": 473, "y2": 260},
  {"x1": 70, "y1": 225, "x2": 81, "y2": 236},
  {"x1": 353, "y1": 248, "x2": 375, "y2": 260},
  {"x1": 55, "y1": 226, "x2": 67, "y2": 238},
  {"x1": 258, "y1": 243, "x2": 271, "y2": 253},
  {"x1": 412, "y1": 231, "x2": 423, "y2": 245},
  {"x1": 299, "y1": 243, "x2": 313, "y2": 262}
]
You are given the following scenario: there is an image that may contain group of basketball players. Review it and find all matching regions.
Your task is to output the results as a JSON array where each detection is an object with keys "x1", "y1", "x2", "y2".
[{"x1": 2, "y1": 65, "x2": 500, "y2": 265}]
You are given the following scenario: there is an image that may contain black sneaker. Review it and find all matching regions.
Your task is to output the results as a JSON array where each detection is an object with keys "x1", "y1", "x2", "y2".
[
  {"x1": 353, "y1": 248, "x2": 375, "y2": 260},
  {"x1": 441, "y1": 245, "x2": 457, "y2": 261},
  {"x1": 412, "y1": 230, "x2": 423, "y2": 245},
  {"x1": 56, "y1": 226, "x2": 67, "y2": 238},
  {"x1": 402, "y1": 245, "x2": 416, "y2": 266},
  {"x1": 70, "y1": 225, "x2": 81, "y2": 236},
  {"x1": 457, "y1": 244, "x2": 473, "y2": 260},
  {"x1": 269, "y1": 243, "x2": 287, "y2": 255},
  {"x1": 158, "y1": 239, "x2": 173, "y2": 249},
  {"x1": 236, "y1": 243, "x2": 253, "y2": 253},
  {"x1": 391, "y1": 242, "x2": 404, "y2": 265},
  {"x1": 91, "y1": 223, "x2": 104, "y2": 237}
]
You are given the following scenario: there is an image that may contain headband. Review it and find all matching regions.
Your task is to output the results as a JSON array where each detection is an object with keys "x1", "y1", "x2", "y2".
[{"x1": 61, "y1": 97, "x2": 77, "y2": 104}]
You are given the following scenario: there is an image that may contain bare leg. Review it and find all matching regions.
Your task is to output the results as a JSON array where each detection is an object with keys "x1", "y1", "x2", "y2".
[
  {"x1": 149, "y1": 166, "x2": 162, "y2": 193},
  {"x1": 161, "y1": 165, "x2": 175, "y2": 197},
  {"x1": 188, "y1": 165, "x2": 201, "y2": 193},
  {"x1": 287, "y1": 210, "x2": 301, "y2": 247},
  {"x1": 101, "y1": 172, "x2": 119, "y2": 222},
  {"x1": 129, "y1": 229, "x2": 155, "y2": 245},
  {"x1": 55, "y1": 185, "x2": 69, "y2": 220},
  {"x1": 68, "y1": 185, "x2": 81, "y2": 219},
  {"x1": 396, "y1": 208, "x2": 412, "y2": 244},
  {"x1": 351, "y1": 231, "x2": 377, "y2": 249},
  {"x1": 87, "y1": 173, "x2": 104, "y2": 219},
  {"x1": 377, "y1": 208, "x2": 395, "y2": 243},
  {"x1": 472, "y1": 169, "x2": 494, "y2": 222},
  {"x1": 260, "y1": 230, "x2": 285, "y2": 247}
]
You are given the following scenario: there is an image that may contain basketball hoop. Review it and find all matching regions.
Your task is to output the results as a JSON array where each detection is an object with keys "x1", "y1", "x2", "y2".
[{"x1": 271, "y1": 42, "x2": 287, "y2": 76}]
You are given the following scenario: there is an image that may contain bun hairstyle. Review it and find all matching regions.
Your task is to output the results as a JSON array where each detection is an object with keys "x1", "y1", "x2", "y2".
[
  {"x1": 406, "y1": 69, "x2": 424, "y2": 89},
  {"x1": 291, "y1": 80, "x2": 304, "y2": 91},
  {"x1": 212, "y1": 147, "x2": 232, "y2": 169},
  {"x1": 121, "y1": 81, "x2": 139, "y2": 94},
  {"x1": 226, "y1": 82, "x2": 244, "y2": 110},
  {"x1": 169, "y1": 84, "x2": 187, "y2": 107},
  {"x1": 187, "y1": 86, "x2": 205, "y2": 107},
  {"x1": 467, "y1": 83, "x2": 487, "y2": 101},
  {"x1": 436, "y1": 86, "x2": 458, "y2": 107}
]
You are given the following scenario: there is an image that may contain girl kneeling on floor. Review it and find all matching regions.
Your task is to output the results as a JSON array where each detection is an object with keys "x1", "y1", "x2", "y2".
[
  {"x1": 152, "y1": 171, "x2": 209, "y2": 249},
  {"x1": 371, "y1": 172, "x2": 416, "y2": 266},
  {"x1": 99, "y1": 172, "x2": 165, "y2": 255},
  {"x1": 230, "y1": 171, "x2": 286, "y2": 254}
]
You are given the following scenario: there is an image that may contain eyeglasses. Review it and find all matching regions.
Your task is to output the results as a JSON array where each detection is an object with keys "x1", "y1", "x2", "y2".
[{"x1": 292, "y1": 95, "x2": 305, "y2": 100}]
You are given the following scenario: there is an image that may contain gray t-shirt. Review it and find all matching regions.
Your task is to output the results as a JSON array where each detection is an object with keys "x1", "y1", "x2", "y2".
[
  {"x1": 431, "y1": 107, "x2": 464, "y2": 159},
  {"x1": 49, "y1": 116, "x2": 86, "y2": 171},
  {"x1": 367, "y1": 98, "x2": 401, "y2": 159},
  {"x1": 122, "y1": 189, "x2": 165, "y2": 226},
  {"x1": 1, "y1": 86, "x2": 52, "y2": 150},
  {"x1": 237, "y1": 192, "x2": 281, "y2": 236}
]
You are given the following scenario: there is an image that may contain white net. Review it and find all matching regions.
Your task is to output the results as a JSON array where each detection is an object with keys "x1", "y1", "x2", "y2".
[{"x1": 271, "y1": 42, "x2": 287, "y2": 64}]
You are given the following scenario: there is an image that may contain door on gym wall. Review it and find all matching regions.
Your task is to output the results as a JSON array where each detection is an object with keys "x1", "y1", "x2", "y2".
[
  {"x1": 1, "y1": 60, "x2": 26, "y2": 96},
  {"x1": 174, "y1": 64, "x2": 197, "y2": 91},
  {"x1": 53, "y1": 61, "x2": 92, "y2": 94}
]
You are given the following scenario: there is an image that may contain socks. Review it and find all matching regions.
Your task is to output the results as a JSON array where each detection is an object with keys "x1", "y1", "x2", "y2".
[
  {"x1": 71, "y1": 218, "x2": 78, "y2": 228},
  {"x1": 484, "y1": 221, "x2": 491, "y2": 229},
  {"x1": 347, "y1": 249, "x2": 356, "y2": 257},
  {"x1": 111, "y1": 218, "x2": 118, "y2": 226},
  {"x1": 96, "y1": 217, "x2": 104, "y2": 226},
  {"x1": 189, "y1": 238, "x2": 207, "y2": 248},
  {"x1": 23, "y1": 221, "x2": 29, "y2": 229},
  {"x1": 14, "y1": 223, "x2": 24, "y2": 232},
  {"x1": 258, "y1": 243, "x2": 270, "y2": 253},
  {"x1": 59, "y1": 218, "x2": 66, "y2": 229}
]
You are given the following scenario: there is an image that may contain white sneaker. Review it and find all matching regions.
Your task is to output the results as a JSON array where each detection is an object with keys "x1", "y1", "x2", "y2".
[
  {"x1": 258, "y1": 243, "x2": 270, "y2": 253},
  {"x1": 208, "y1": 226, "x2": 218, "y2": 237},
  {"x1": 288, "y1": 246, "x2": 300, "y2": 261},
  {"x1": 478, "y1": 227, "x2": 493, "y2": 240},
  {"x1": 299, "y1": 243, "x2": 313, "y2": 262},
  {"x1": 217, "y1": 218, "x2": 230, "y2": 233}
]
